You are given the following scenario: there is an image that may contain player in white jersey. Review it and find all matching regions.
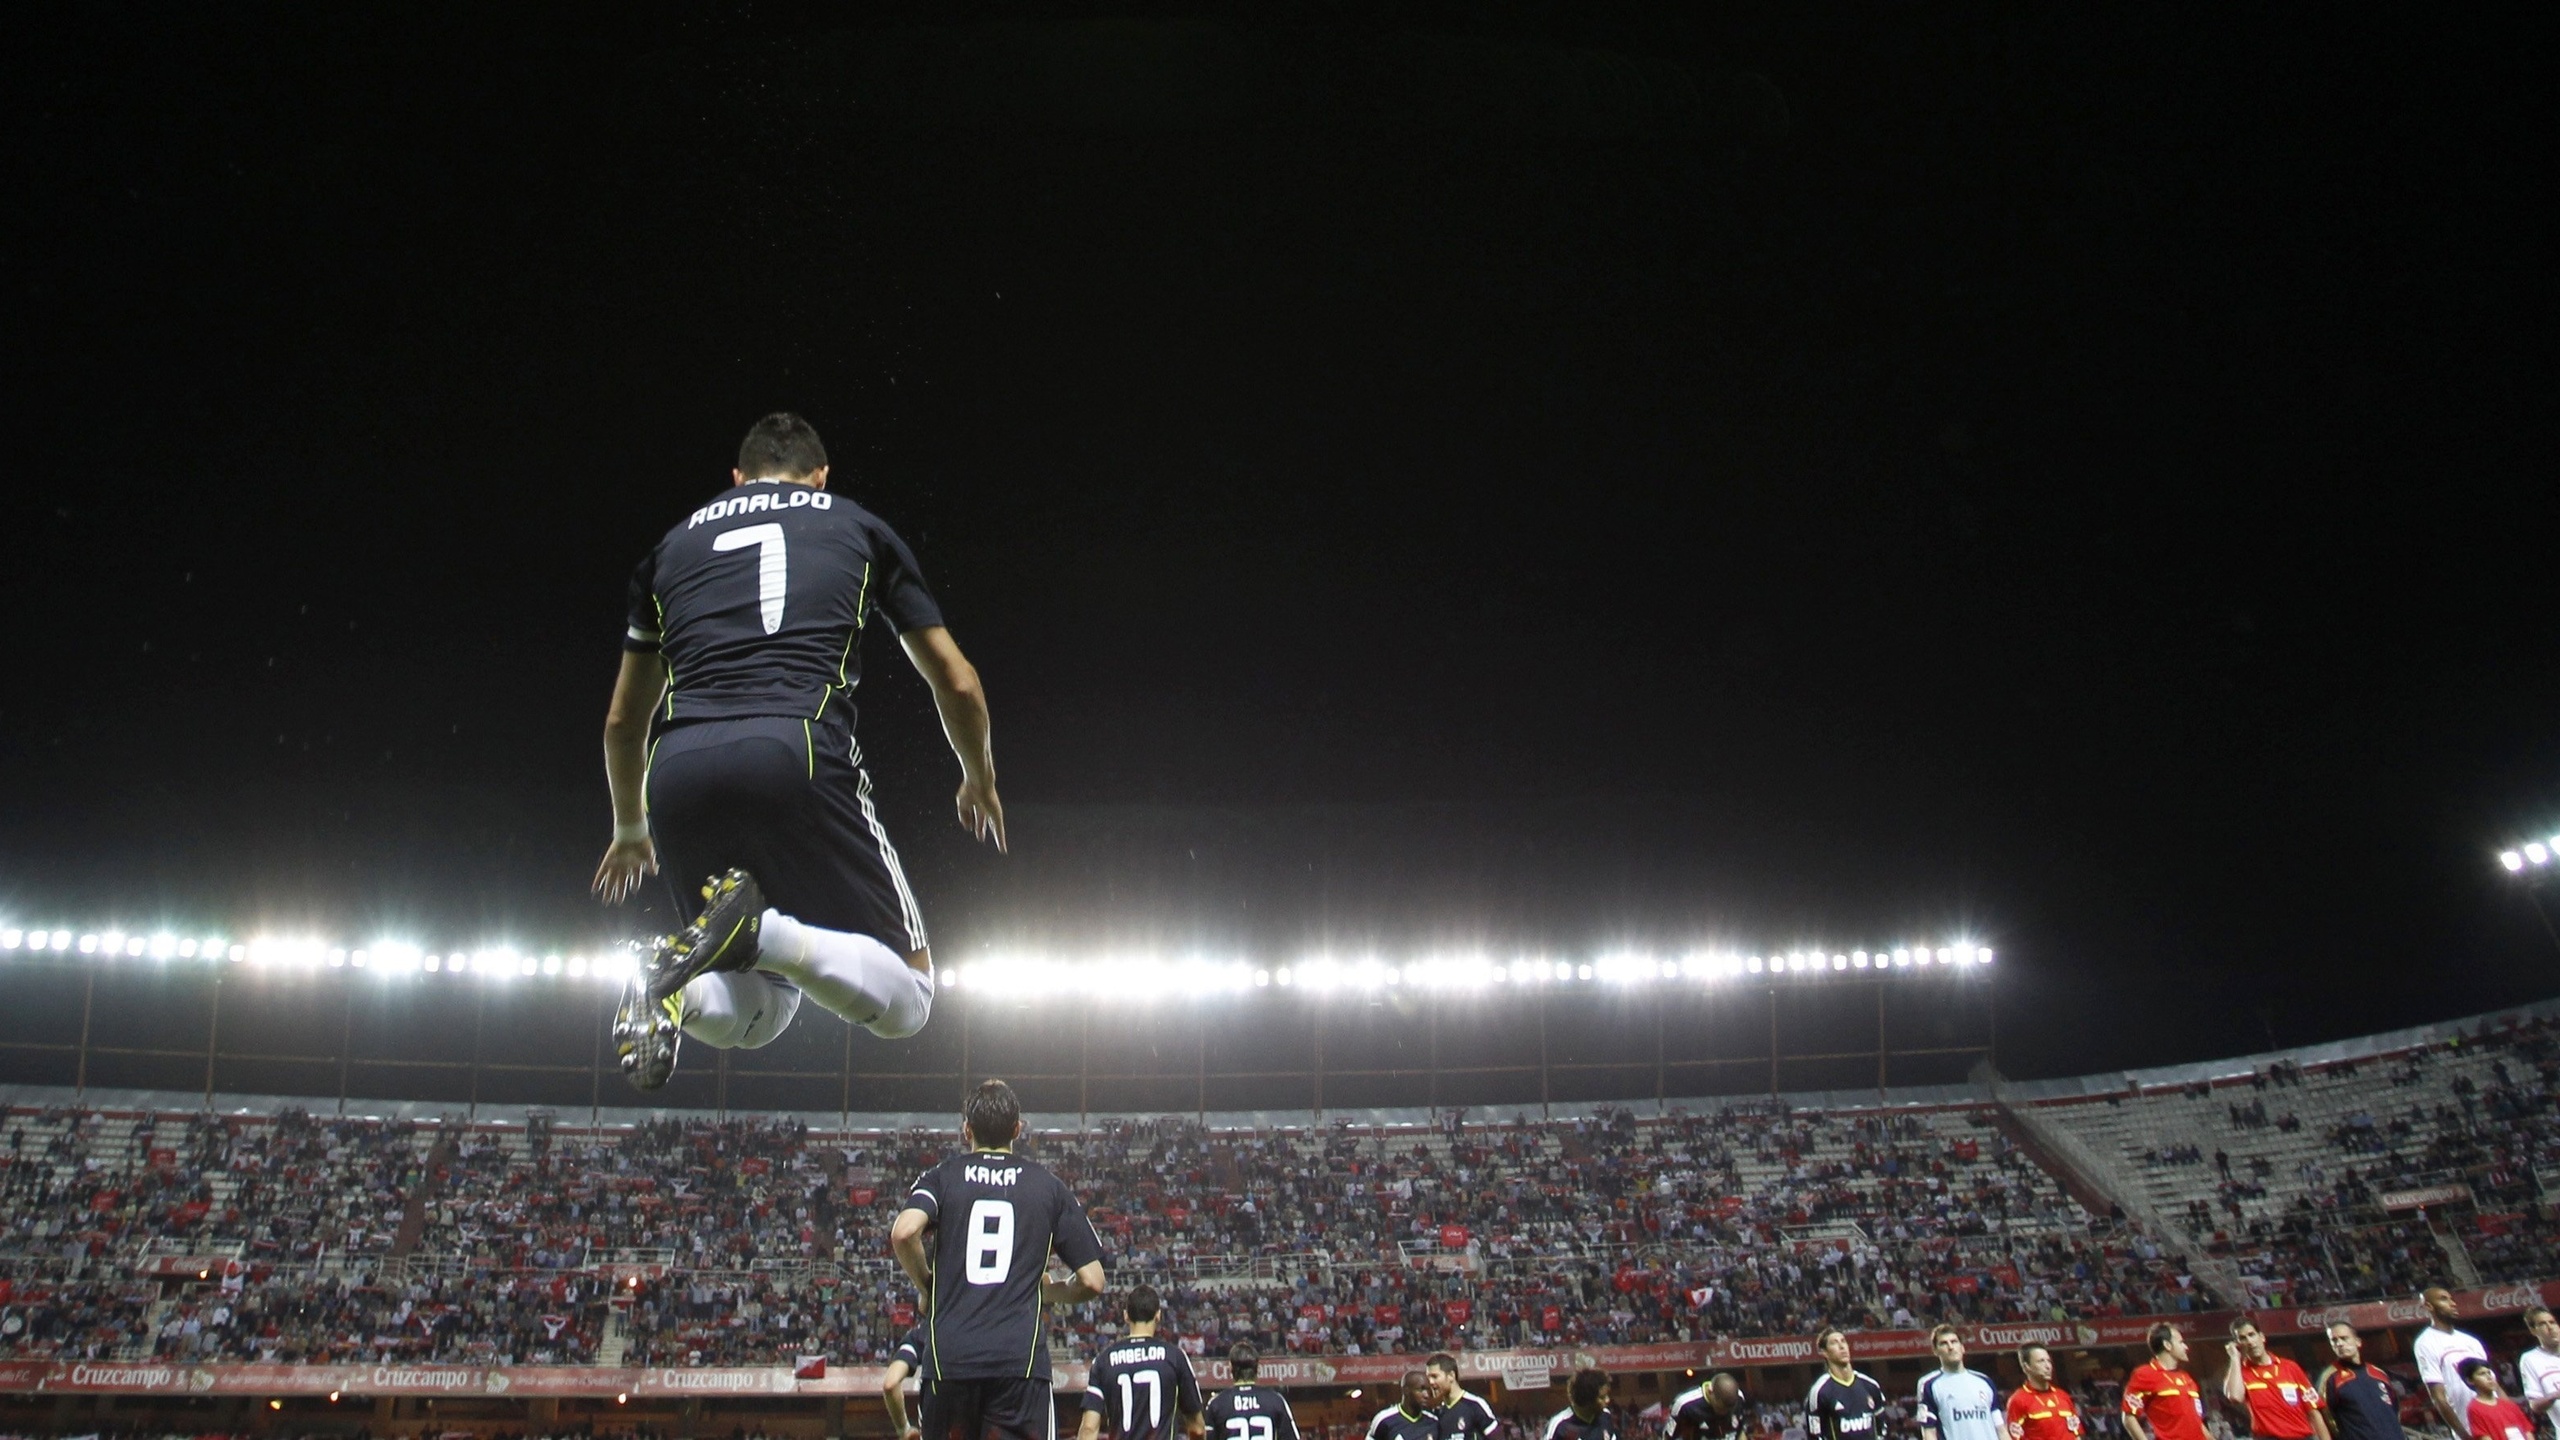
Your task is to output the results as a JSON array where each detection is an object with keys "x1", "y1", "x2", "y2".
[
  {"x1": 2413, "y1": 1287, "x2": 2491, "y2": 1435},
  {"x1": 1917, "y1": 1326, "x2": 2004, "y2": 1440},
  {"x1": 2519, "y1": 1307, "x2": 2560, "y2": 1437}
]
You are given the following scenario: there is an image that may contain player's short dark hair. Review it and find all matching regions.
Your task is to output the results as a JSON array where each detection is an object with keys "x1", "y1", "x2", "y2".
[
  {"x1": 1930, "y1": 1324, "x2": 1961, "y2": 1343},
  {"x1": 1569, "y1": 1368, "x2": 1610, "y2": 1410},
  {"x1": 2018, "y1": 1343, "x2": 2050, "y2": 1366},
  {"x1": 2457, "y1": 1358, "x2": 2492, "y2": 1384},
  {"x1": 1427, "y1": 1352, "x2": 1459, "y2": 1376},
  {"x1": 738, "y1": 412, "x2": 828, "y2": 479},
  {"x1": 2148, "y1": 1323, "x2": 2179, "y2": 1356},
  {"x1": 1229, "y1": 1342, "x2": 1259, "y2": 1380},
  {"x1": 2232, "y1": 1317, "x2": 2262, "y2": 1336},
  {"x1": 2529, "y1": 1307, "x2": 2556, "y2": 1327},
  {"x1": 1124, "y1": 1284, "x2": 1161, "y2": 1323},
  {"x1": 1813, "y1": 1326, "x2": 1846, "y2": 1351},
  {"x1": 964, "y1": 1079, "x2": 1021, "y2": 1148}
]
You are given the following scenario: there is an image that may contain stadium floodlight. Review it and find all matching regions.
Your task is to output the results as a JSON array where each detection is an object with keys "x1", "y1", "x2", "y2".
[
  {"x1": 2494, "y1": 832, "x2": 2560, "y2": 955},
  {"x1": 0, "y1": 905, "x2": 1999, "y2": 992}
]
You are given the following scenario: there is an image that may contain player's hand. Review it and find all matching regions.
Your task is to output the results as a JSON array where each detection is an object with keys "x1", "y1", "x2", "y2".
[
  {"x1": 956, "y1": 775, "x2": 1007, "y2": 852},
  {"x1": 593, "y1": 837, "x2": 658, "y2": 903}
]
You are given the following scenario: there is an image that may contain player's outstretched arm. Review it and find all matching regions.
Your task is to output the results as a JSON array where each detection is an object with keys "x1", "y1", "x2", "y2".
[
  {"x1": 883, "y1": 1360, "x2": 920, "y2": 1440},
  {"x1": 899, "y1": 625, "x2": 1006, "y2": 852},
  {"x1": 1043, "y1": 1257, "x2": 1106, "y2": 1307},
  {"x1": 593, "y1": 650, "x2": 669, "y2": 903},
  {"x1": 891, "y1": 1205, "x2": 935, "y2": 1295}
]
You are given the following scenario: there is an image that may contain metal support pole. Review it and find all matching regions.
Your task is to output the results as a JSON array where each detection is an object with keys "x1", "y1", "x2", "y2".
[
  {"x1": 1654, "y1": 1004, "x2": 1665, "y2": 1108},
  {"x1": 1312, "y1": 1005, "x2": 1325, "y2": 1120},
  {"x1": 1429, "y1": 1009, "x2": 1440, "y2": 1112},
  {"x1": 959, "y1": 995, "x2": 972, "y2": 1109},
  {"x1": 1538, "y1": 989, "x2": 1551, "y2": 1118},
  {"x1": 841, "y1": 1023, "x2": 854, "y2": 1132},
  {"x1": 75, "y1": 971, "x2": 94, "y2": 1100},
  {"x1": 202, "y1": 975, "x2": 227, "y2": 1109},
  {"x1": 1078, "y1": 1004, "x2": 1089, "y2": 1131},
  {"x1": 1197, "y1": 1016, "x2": 1207, "y2": 1126},
  {"x1": 1768, "y1": 986, "x2": 1780, "y2": 1098},
  {"x1": 339, "y1": 981, "x2": 355, "y2": 1116},
  {"x1": 467, "y1": 983, "x2": 483, "y2": 1122},
  {"x1": 1987, "y1": 971, "x2": 1999, "y2": 1074},
  {"x1": 1876, "y1": 982, "x2": 1888, "y2": 1098},
  {"x1": 2524, "y1": 885, "x2": 2560, "y2": 959},
  {"x1": 593, "y1": 1008, "x2": 605, "y2": 1129}
]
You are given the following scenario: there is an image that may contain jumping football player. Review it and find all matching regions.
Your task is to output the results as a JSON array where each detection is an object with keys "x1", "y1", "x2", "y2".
[{"x1": 593, "y1": 412, "x2": 1005, "y2": 1089}]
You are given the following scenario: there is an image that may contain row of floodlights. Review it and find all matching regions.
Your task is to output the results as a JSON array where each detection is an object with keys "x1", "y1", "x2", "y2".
[
  {"x1": 0, "y1": 928, "x2": 640, "y2": 981},
  {"x1": 2499, "y1": 838, "x2": 2560, "y2": 873},
  {"x1": 940, "y1": 945, "x2": 1993, "y2": 996},
  {"x1": 0, "y1": 926, "x2": 1990, "y2": 992}
]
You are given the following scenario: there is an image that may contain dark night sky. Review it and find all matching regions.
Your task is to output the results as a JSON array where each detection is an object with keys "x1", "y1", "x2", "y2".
[{"x1": 4, "y1": 3, "x2": 2555, "y2": 1086}]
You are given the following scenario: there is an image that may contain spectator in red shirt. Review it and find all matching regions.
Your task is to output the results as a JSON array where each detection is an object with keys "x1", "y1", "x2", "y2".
[
  {"x1": 2124, "y1": 1324, "x2": 2209, "y2": 1440},
  {"x1": 2454, "y1": 1359, "x2": 2532, "y2": 1440},
  {"x1": 2223, "y1": 1319, "x2": 2329, "y2": 1440}
]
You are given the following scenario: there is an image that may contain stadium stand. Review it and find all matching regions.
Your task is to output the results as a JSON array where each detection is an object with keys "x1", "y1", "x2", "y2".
[
  {"x1": 2031, "y1": 1013, "x2": 2560, "y2": 1306},
  {"x1": 4, "y1": 1005, "x2": 2559, "y2": 1374}
]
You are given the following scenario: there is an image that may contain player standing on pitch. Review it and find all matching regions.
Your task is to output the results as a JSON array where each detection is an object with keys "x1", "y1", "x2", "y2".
[
  {"x1": 1372, "y1": 1372, "x2": 1442, "y2": 1440},
  {"x1": 2223, "y1": 1318, "x2": 2329, "y2": 1440},
  {"x1": 2005, "y1": 1345, "x2": 2080, "y2": 1440},
  {"x1": 1080, "y1": 1285, "x2": 1205, "y2": 1440},
  {"x1": 2316, "y1": 1324, "x2": 2407, "y2": 1440},
  {"x1": 893, "y1": 1080, "x2": 1107, "y2": 1440},
  {"x1": 592, "y1": 412, "x2": 1006, "y2": 1090},
  {"x1": 1204, "y1": 1344, "x2": 1302, "y2": 1440},
  {"x1": 1426, "y1": 1352, "x2": 1500, "y2": 1440},
  {"x1": 1805, "y1": 1330, "x2": 1889, "y2": 1440},
  {"x1": 1545, "y1": 1368, "x2": 1620, "y2": 1440},
  {"x1": 2120, "y1": 1324, "x2": 2207, "y2": 1440},
  {"x1": 1918, "y1": 1325, "x2": 2003, "y2": 1440},
  {"x1": 1668, "y1": 1373, "x2": 1747, "y2": 1440}
]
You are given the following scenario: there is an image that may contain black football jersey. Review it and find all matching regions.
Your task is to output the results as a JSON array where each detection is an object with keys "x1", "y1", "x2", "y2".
[
  {"x1": 1669, "y1": 1388, "x2": 1742, "y2": 1440},
  {"x1": 1084, "y1": 1335, "x2": 1204, "y2": 1440},
  {"x1": 1543, "y1": 1410, "x2": 1620, "y2": 1440},
  {"x1": 1206, "y1": 1383, "x2": 1303, "y2": 1440},
  {"x1": 1806, "y1": 1374, "x2": 1890, "y2": 1440},
  {"x1": 624, "y1": 481, "x2": 942, "y2": 726},
  {"x1": 1374, "y1": 1406, "x2": 1443, "y2": 1440},
  {"x1": 1439, "y1": 1392, "x2": 1501, "y2": 1440},
  {"x1": 904, "y1": 1148, "x2": 1104, "y2": 1380}
]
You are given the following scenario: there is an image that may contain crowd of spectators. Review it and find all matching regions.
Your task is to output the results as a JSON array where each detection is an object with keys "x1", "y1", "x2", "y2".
[
  {"x1": 3, "y1": 1100, "x2": 2203, "y2": 1369},
  {"x1": 15, "y1": 1018, "x2": 2560, "y2": 1372},
  {"x1": 2141, "y1": 1016, "x2": 2560, "y2": 1306}
]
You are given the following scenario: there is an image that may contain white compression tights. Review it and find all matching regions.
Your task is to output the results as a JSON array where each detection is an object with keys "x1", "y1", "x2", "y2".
[{"x1": 677, "y1": 908, "x2": 935, "y2": 1050}]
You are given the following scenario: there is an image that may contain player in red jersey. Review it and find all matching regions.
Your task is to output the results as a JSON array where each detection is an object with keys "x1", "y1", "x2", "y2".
[
  {"x1": 2224, "y1": 1319, "x2": 2331, "y2": 1440},
  {"x1": 2123, "y1": 1324, "x2": 2209, "y2": 1440},
  {"x1": 2006, "y1": 1343, "x2": 2082, "y2": 1440}
]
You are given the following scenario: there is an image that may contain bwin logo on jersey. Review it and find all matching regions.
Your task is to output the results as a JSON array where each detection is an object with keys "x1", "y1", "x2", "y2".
[{"x1": 689, "y1": 489, "x2": 834, "y2": 528}]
